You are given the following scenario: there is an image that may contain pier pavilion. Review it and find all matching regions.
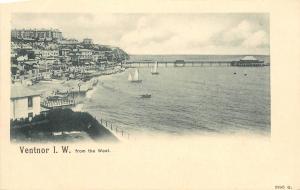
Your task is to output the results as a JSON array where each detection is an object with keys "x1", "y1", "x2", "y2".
[{"x1": 230, "y1": 56, "x2": 265, "y2": 67}]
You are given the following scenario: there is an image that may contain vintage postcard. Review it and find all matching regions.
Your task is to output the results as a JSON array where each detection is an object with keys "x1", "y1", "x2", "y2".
[
  {"x1": 0, "y1": 0, "x2": 299, "y2": 189},
  {"x1": 9, "y1": 13, "x2": 270, "y2": 142}
]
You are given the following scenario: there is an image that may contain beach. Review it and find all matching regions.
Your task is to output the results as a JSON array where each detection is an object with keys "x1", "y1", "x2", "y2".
[
  {"x1": 11, "y1": 66, "x2": 129, "y2": 141},
  {"x1": 12, "y1": 66, "x2": 125, "y2": 103}
]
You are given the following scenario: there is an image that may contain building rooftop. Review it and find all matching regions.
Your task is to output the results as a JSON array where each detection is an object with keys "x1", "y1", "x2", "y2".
[
  {"x1": 241, "y1": 56, "x2": 258, "y2": 61},
  {"x1": 11, "y1": 86, "x2": 41, "y2": 99}
]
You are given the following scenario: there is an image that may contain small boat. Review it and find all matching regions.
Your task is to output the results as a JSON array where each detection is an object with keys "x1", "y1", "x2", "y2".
[
  {"x1": 128, "y1": 69, "x2": 142, "y2": 83},
  {"x1": 151, "y1": 61, "x2": 159, "y2": 75},
  {"x1": 140, "y1": 94, "x2": 151, "y2": 98},
  {"x1": 233, "y1": 72, "x2": 237, "y2": 75},
  {"x1": 244, "y1": 73, "x2": 247, "y2": 76}
]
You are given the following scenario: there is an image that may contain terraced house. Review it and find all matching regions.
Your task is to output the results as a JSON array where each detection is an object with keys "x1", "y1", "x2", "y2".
[{"x1": 11, "y1": 28, "x2": 63, "y2": 42}]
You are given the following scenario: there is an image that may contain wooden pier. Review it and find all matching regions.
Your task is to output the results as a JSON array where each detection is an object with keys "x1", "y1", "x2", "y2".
[
  {"x1": 123, "y1": 59, "x2": 268, "y2": 68},
  {"x1": 124, "y1": 60, "x2": 233, "y2": 68}
]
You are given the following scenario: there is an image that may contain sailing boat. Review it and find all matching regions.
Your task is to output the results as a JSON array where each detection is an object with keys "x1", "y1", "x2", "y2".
[
  {"x1": 128, "y1": 68, "x2": 142, "y2": 83},
  {"x1": 151, "y1": 61, "x2": 159, "y2": 75},
  {"x1": 128, "y1": 72, "x2": 133, "y2": 81}
]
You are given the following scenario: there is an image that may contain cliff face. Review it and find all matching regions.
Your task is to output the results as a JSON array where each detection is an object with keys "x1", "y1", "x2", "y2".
[{"x1": 111, "y1": 47, "x2": 130, "y2": 61}]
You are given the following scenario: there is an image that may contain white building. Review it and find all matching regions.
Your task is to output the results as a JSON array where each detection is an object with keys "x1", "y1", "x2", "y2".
[
  {"x1": 92, "y1": 50, "x2": 106, "y2": 62},
  {"x1": 60, "y1": 38, "x2": 79, "y2": 45},
  {"x1": 41, "y1": 49, "x2": 59, "y2": 58},
  {"x1": 10, "y1": 86, "x2": 41, "y2": 120},
  {"x1": 16, "y1": 55, "x2": 28, "y2": 62},
  {"x1": 60, "y1": 48, "x2": 71, "y2": 56},
  {"x1": 79, "y1": 49, "x2": 93, "y2": 60}
]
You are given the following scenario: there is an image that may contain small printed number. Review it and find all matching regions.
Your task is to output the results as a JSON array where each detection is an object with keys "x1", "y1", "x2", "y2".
[{"x1": 275, "y1": 186, "x2": 293, "y2": 190}]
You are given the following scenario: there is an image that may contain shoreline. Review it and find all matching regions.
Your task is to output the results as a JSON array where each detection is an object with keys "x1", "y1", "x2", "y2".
[
  {"x1": 11, "y1": 65, "x2": 270, "y2": 140},
  {"x1": 12, "y1": 66, "x2": 126, "y2": 101},
  {"x1": 11, "y1": 66, "x2": 128, "y2": 142}
]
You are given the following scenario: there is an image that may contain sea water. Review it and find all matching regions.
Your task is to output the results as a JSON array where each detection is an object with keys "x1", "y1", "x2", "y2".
[{"x1": 81, "y1": 55, "x2": 270, "y2": 136}]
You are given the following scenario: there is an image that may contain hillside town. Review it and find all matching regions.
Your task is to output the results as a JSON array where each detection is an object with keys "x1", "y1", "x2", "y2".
[
  {"x1": 10, "y1": 28, "x2": 270, "y2": 142},
  {"x1": 10, "y1": 28, "x2": 131, "y2": 142},
  {"x1": 11, "y1": 28, "x2": 129, "y2": 85}
]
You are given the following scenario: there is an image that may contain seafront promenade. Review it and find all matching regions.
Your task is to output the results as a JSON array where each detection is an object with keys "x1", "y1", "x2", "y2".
[
  {"x1": 10, "y1": 65, "x2": 129, "y2": 142},
  {"x1": 12, "y1": 65, "x2": 125, "y2": 110}
]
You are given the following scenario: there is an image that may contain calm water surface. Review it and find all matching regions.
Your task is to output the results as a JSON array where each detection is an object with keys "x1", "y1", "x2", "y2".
[{"x1": 81, "y1": 63, "x2": 270, "y2": 136}]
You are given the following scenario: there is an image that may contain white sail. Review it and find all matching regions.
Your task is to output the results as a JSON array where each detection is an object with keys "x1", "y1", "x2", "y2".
[
  {"x1": 153, "y1": 61, "x2": 158, "y2": 72},
  {"x1": 128, "y1": 72, "x2": 132, "y2": 81},
  {"x1": 151, "y1": 61, "x2": 158, "y2": 74},
  {"x1": 133, "y1": 69, "x2": 139, "y2": 81}
]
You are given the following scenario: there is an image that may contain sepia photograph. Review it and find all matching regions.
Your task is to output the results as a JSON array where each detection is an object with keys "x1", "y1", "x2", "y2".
[{"x1": 10, "y1": 13, "x2": 270, "y2": 142}]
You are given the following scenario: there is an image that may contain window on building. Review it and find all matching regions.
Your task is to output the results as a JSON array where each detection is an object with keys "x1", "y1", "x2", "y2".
[{"x1": 28, "y1": 97, "x2": 33, "y2": 108}]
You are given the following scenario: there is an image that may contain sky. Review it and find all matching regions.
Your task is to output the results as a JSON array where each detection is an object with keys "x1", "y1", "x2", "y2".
[{"x1": 12, "y1": 13, "x2": 269, "y2": 55}]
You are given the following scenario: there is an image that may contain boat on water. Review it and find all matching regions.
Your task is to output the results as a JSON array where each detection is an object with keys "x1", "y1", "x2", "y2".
[
  {"x1": 140, "y1": 94, "x2": 151, "y2": 98},
  {"x1": 151, "y1": 61, "x2": 159, "y2": 75},
  {"x1": 128, "y1": 68, "x2": 142, "y2": 83}
]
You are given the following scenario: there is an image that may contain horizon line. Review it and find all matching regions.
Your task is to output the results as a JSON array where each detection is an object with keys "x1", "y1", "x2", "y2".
[{"x1": 129, "y1": 53, "x2": 270, "y2": 56}]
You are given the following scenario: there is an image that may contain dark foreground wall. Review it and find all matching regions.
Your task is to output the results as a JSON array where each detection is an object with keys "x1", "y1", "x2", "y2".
[{"x1": 11, "y1": 109, "x2": 118, "y2": 142}]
